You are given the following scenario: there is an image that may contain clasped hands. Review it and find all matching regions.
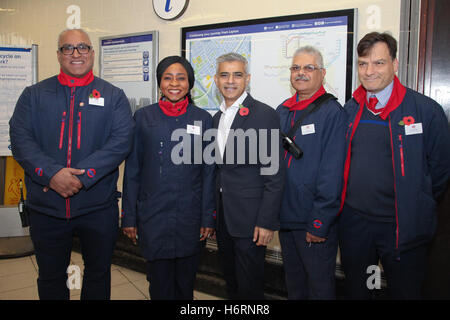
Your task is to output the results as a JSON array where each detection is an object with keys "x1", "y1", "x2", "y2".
[{"x1": 43, "y1": 167, "x2": 85, "y2": 198}]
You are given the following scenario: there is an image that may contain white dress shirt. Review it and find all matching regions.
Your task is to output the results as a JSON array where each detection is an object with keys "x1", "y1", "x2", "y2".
[{"x1": 217, "y1": 91, "x2": 248, "y2": 158}]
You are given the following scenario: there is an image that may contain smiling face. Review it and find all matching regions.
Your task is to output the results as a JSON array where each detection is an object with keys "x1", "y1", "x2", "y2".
[
  {"x1": 357, "y1": 41, "x2": 398, "y2": 93},
  {"x1": 214, "y1": 60, "x2": 250, "y2": 108},
  {"x1": 57, "y1": 29, "x2": 94, "y2": 78},
  {"x1": 159, "y1": 62, "x2": 190, "y2": 104},
  {"x1": 290, "y1": 52, "x2": 326, "y2": 100}
]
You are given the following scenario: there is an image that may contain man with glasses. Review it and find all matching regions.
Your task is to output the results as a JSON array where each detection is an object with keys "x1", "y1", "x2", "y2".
[
  {"x1": 276, "y1": 46, "x2": 346, "y2": 299},
  {"x1": 9, "y1": 29, "x2": 134, "y2": 299}
]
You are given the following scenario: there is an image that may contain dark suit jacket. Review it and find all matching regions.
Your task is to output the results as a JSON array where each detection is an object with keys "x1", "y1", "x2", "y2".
[{"x1": 213, "y1": 93, "x2": 285, "y2": 238}]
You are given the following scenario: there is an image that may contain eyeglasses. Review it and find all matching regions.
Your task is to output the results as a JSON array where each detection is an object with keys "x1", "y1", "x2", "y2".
[
  {"x1": 289, "y1": 64, "x2": 322, "y2": 73},
  {"x1": 59, "y1": 43, "x2": 92, "y2": 55}
]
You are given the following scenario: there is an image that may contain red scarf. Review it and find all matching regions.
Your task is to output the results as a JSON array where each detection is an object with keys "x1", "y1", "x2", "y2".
[
  {"x1": 283, "y1": 86, "x2": 326, "y2": 111},
  {"x1": 158, "y1": 97, "x2": 189, "y2": 117},
  {"x1": 352, "y1": 76, "x2": 406, "y2": 120},
  {"x1": 57, "y1": 69, "x2": 94, "y2": 87}
]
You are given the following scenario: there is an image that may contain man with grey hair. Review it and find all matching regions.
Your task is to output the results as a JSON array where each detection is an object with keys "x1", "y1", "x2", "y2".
[
  {"x1": 212, "y1": 52, "x2": 284, "y2": 299},
  {"x1": 9, "y1": 28, "x2": 134, "y2": 299},
  {"x1": 276, "y1": 46, "x2": 346, "y2": 299}
]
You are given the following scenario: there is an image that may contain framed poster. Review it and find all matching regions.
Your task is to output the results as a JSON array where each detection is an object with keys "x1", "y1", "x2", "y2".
[
  {"x1": 182, "y1": 9, "x2": 357, "y2": 111},
  {"x1": 0, "y1": 45, "x2": 37, "y2": 156},
  {"x1": 99, "y1": 31, "x2": 159, "y2": 114}
]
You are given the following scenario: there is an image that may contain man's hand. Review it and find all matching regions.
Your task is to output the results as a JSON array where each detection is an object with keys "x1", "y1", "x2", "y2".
[
  {"x1": 44, "y1": 168, "x2": 85, "y2": 198},
  {"x1": 306, "y1": 232, "x2": 326, "y2": 243},
  {"x1": 200, "y1": 227, "x2": 215, "y2": 241},
  {"x1": 253, "y1": 226, "x2": 274, "y2": 247},
  {"x1": 122, "y1": 227, "x2": 138, "y2": 245}
]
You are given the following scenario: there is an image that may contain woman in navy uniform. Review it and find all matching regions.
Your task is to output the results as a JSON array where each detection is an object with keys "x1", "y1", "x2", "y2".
[{"x1": 121, "y1": 56, "x2": 216, "y2": 300}]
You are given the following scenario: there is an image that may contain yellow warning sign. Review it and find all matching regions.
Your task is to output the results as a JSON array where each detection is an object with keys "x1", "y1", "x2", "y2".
[{"x1": 3, "y1": 157, "x2": 27, "y2": 205}]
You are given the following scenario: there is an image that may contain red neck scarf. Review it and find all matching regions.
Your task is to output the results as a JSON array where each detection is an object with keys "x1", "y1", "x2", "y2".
[
  {"x1": 352, "y1": 76, "x2": 406, "y2": 120},
  {"x1": 57, "y1": 69, "x2": 94, "y2": 87},
  {"x1": 283, "y1": 86, "x2": 326, "y2": 111},
  {"x1": 158, "y1": 97, "x2": 189, "y2": 117}
]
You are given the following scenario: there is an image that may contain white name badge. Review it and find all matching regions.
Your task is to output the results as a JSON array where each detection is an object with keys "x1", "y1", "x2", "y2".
[
  {"x1": 187, "y1": 124, "x2": 201, "y2": 135},
  {"x1": 301, "y1": 124, "x2": 315, "y2": 135},
  {"x1": 405, "y1": 123, "x2": 423, "y2": 136},
  {"x1": 89, "y1": 97, "x2": 104, "y2": 106}
]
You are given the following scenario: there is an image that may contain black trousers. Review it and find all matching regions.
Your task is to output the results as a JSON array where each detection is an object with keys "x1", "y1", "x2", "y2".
[
  {"x1": 28, "y1": 205, "x2": 119, "y2": 300},
  {"x1": 279, "y1": 225, "x2": 338, "y2": 300},
  {"x1": 216, "y1": 195, "x2": 266, "y2": 300},
  {"x1": 339, "y1": 204, "x2": 428, "y2": 299},
  {"x1": 146, "y1": 253, "x2": 201, "y2": 300}
]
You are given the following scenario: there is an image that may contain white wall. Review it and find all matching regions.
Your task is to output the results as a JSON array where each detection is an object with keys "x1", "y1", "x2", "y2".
[{"x1": 0, "y1": 0, "x2": 401, "y2": 81}]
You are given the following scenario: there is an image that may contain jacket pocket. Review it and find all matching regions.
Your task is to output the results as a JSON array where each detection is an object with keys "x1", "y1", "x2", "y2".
[
  {"x1": 241, "y1": 186, "x2": 264, "y2": 198},
  {"x1": 415, "y1": 191, "x2": 436, "y2": 239},
  {"x1": 77, "y1": 111, "x2": 82, "y2": 149},
  {"x1": 346, "y1": 122, "x2": 353, "y2": 140},
  {"x1": 298, "y1": 183, "x2": 315, "y2": 213},
  {"x1": 398, "y1": 134, "x2": 405, "y2": 177},
  {"x1": 59, "y1": 111, "x2": 67, "y2": 149}
]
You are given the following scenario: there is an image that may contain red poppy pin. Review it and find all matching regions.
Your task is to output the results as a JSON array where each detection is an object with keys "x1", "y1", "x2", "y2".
[
  {"x1": 239, "y1": 104, "x2": 249, "y2": 116},
  {"x1": 90, "y1": 89, "x2": 101, "y2": 99},
  {"x1": 398, "y1": 116, "x2": 415, "y2": 126}
]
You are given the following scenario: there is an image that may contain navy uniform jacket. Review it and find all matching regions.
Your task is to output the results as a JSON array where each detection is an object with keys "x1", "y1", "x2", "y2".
[
  {"x1": 9, "y1": 75, "x2": 134, "y2": 218},
  {"x1": 342, "y1": 79, "x2": 450, "y2": 252},
  {"x1": 276, "y1": 94, "x2": 346, "y2": 238},
  {"x1": 213, "y1": 93, "x2": 285, "y2": 238},
  {"x1": 121, "y1": 103, "x2": 216, "y2": 261}
]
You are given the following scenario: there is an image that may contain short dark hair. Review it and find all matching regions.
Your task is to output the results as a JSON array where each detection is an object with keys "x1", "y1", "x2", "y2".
[{"x1": 357, "y1": 32, "x2": 397, "y2": 60}]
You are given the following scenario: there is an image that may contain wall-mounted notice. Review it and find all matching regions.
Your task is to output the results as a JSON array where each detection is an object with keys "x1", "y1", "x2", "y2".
[
  {"x1": 0, "y1": 47, "x2": 34, "y2": 156},
  {"x1": 100, "y1": 31, "x2": 159, "y2": 114},
  {"x1": 182, "y1": 9, "x2": 356, "y2": 111}
]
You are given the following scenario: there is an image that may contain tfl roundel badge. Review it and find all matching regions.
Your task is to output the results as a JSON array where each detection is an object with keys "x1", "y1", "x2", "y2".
[
  {"x1": 35, "y1": 167, "x2": 43, "y2": 176},
  {"x1": 87, "y1": 168, "x2": 96, "y2": 178},
  {"x1": 313, "y1": 219, "x2": 323, "y2": 229}
]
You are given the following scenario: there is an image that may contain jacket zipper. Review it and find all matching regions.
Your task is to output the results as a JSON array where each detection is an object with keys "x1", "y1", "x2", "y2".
[
  {"x1": 59, "y1": 111, "x2": 67, "y2": 149},
  {"x1": 286, "y1": 110, "x2": 297, "y2": 168},
  {"x1": 66, "y1": 87, "x2": 76, "y2": 219},
  {"x1": 388, "y1": 117, "x2": 399, "y2": 249},
  {"x1": 159, "y1": 141, "x2": 163, "y2": 176},
  {"x1": 77, "y1": 111, "x2": 81, "y2": 149},
  {"x1": 398, "y1": 134, "x2": 405, "y2": 177}
]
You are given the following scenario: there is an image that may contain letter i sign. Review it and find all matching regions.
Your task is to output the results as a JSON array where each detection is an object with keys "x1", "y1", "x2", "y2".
[{"x1": 153, "y1": 0, "x2": 189, "y2": 20}]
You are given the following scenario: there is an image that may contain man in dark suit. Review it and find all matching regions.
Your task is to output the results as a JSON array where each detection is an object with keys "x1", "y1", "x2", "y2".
[{"x1": 212, "y1": 52, "x2": 284, "y2": 299}]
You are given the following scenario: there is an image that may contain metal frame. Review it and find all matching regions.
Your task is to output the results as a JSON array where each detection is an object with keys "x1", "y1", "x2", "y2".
[{"x1": 399, "y1": 0, "x2": 421, "y2": 89}]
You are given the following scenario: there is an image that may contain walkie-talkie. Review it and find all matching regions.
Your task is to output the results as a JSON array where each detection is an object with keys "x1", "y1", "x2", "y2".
[{"x1": 18, "y1": 180, "x2": 30, "y2": 227}]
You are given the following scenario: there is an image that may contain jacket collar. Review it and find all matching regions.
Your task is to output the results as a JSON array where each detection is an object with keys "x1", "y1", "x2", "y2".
[
  {"x1": 214, "y1": 92, "x2": 254, "y2": 129},
  {"x1": 158, "y1": 97, "x2": 189, "y2": 117},
  {"x1": 57, "y1": 69, "x2": 94, "y2": 87},
  {"x1": 352, "y1": 76, "x2": 406, "y2": 120},
  {"x1": 283, "y1": 85, "x2": 326, "y2": 111}
]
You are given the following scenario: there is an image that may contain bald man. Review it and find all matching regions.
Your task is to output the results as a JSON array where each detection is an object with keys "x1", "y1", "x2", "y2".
[{"x1": 9, "y1": 29, "x2": 134, "y2": 300}]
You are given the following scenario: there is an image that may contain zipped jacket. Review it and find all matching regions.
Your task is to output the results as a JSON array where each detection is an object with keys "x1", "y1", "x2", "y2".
[
  {"x1": 121, "y1": 103, "x2": 215, "y2": 261},
  {"x1": 276, "y1": 94, "x2": 346, "y2": 238},
  {"x1": 341, "y1": 84, "x2": 450, "y2": 252},
  {"x1": 9, "y1": 75, "x2": 134, "y2": 219}
]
